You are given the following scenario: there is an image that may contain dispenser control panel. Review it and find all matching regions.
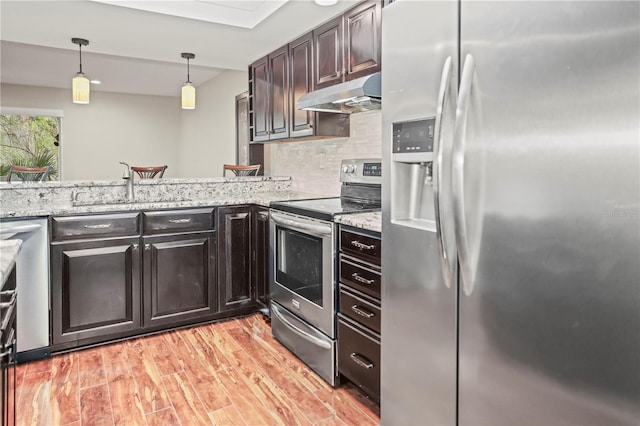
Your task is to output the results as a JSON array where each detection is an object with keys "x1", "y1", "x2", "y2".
[{"x1": 393, "y1": 118, "x2": 435, "y2": 154}]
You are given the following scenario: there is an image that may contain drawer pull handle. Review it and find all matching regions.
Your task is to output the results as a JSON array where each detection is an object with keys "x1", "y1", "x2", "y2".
[
  {"x1": 351, "y1": 305, "x2": 375, "y2": 319},
  {"x1": 84, "y1": 223, "x2": 112, "y2": 229},
  {"x1": 352, "y1": 273, "x2": 374, "y2": 285},
  {"x1": 168, "y1": 218, "x2": 192, "y2": 224},
  {"x1": 350, "y1": 353, "x2": 374, "y2": 369},
  {"x1": 351, "y1": 240, "x2": 375, "y2": 250}
]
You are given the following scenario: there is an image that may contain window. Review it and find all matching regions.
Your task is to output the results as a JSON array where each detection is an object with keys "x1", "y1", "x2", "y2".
[{"x1": 0, "y1": 112, "x2": 61, "y2": 180}]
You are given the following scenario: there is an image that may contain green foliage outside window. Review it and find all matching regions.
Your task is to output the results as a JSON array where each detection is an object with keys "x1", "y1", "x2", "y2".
[{"x1": 0, "y1": 114, "x2": 60, "y2": 180}]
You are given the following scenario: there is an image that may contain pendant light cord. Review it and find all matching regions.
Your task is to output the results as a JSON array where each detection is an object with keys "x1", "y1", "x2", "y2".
[
  {"x1": 187, "y1": 57, "x2": 191, "y2": 84},
  {"x1": 79, "y1": 43, "x2": 83, "y2": 74}
]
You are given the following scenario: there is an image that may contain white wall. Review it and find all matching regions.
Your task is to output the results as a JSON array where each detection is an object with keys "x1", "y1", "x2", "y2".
[
  {"x1": 0, "y1": 84, "x2": 181, "y2": 180},
  {"x1": 1, "y1": 73, "x2": 382, "y2": 185},
  {"x1": 177, "y1": 70, "x2": 248, "y2": 177},
  {"x1": 266, "y1": 110, "x2": 382, "y2": 196}
]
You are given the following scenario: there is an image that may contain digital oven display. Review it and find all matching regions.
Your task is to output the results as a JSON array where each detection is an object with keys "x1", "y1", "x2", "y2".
[{"x1": 363, "y1": 162, "x2": 382, "y2": 177}]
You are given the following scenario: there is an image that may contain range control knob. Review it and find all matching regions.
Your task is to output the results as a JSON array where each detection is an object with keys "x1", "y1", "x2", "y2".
[
  {"x1": 344, "y1": 164, "x2": 356, "y2": 174},
  {"x1": 342, "y1": 165, "x2": 350, "y2": 173}
]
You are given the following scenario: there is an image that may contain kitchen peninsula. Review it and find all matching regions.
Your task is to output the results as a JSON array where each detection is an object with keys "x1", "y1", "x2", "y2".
[
  {"x1": 0, "y1": 176, "x2": 319, "y2": 218},
  {"x1": 0, "y1": 177, "x2": 327, "y2": 355}
]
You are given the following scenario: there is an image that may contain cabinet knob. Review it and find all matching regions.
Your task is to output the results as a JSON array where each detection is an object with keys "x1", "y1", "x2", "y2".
[
  {"x1": 133, "y1": 244, "x2": 139, "y2": 250},
  {"x1": 144, "y1": 244, "x2": 151, "y2": 250}
]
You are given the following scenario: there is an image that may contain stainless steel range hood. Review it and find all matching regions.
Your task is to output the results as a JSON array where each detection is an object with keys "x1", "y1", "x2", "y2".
[{"x1": 297, "y1": 72, "x2": 381, "y2": 114}]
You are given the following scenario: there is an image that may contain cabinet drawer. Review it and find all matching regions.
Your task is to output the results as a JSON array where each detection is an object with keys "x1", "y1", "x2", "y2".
[
  {"x1": 143, "y1": 208, "x2": 215, "y2": 235},
  {"x1": 338, "y1": 315, "x2": 380, "y2": 403},
  {"x1": 339, "y1": 286, "x2": 380, "y2": 334},
  {"x1": 51, "y1": 212, "x2": 140, "y2": 241},
  {"x1": 340, "y1": 229, "x2": 380, "y2": 265},
  {"x1": 340, "y1": 256, "x2": 381, "y2": 299}
]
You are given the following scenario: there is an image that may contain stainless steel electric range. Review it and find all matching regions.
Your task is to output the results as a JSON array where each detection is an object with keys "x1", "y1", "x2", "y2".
[{"x1": 269, "y1": 158, "x2": 381, "y2": 386}]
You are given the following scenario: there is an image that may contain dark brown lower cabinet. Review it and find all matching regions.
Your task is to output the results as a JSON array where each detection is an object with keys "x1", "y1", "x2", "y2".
[
  {"x1": 253, "y1": 207, "x2": 270, "y2": 308},
  {"x1": 1, "y1": 266, "x2": 17, "y2": 426},
  {"x1": 218, "y1": 206, "x2": 255, "y2": 312},
  {"x1": 143, "y1": 232, "x2": 216, "y2": 328},
  {"x1": 338, "y1": 226, "x2": 381, "y2": 403},
  {"x1": 50, "y1": 237, "x2": 141, "y2": 346},
  {"x1": 338, "y1": 315, "x2": 381, "y2": 403}
]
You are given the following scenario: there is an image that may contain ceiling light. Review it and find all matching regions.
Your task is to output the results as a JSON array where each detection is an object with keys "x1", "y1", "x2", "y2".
[
  {"x1": 315, "y1": 0, "x2": 338, "y2": 6},
  {"x1": 181, "y1": 52, "x2": 196, "y2": 110},
  {"x1": 71, "y1": 38, "x2": 90, "y2": 104}
]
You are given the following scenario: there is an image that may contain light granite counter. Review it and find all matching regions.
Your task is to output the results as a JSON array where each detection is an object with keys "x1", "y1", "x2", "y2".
[
  {"x1": 335, "y1": 211, "x2": 382, "y2": 233},
  {"x1": 0, "y1": 177, "x2": 327, "y2": 218},
  {"x1": 0, "y1": 239, "x2": 22, "y2": 285}
]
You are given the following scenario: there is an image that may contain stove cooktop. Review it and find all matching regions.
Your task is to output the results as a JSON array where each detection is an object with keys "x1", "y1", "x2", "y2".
[{"x1": 270, "y1": 197, "x2": 381, "y2": 222}]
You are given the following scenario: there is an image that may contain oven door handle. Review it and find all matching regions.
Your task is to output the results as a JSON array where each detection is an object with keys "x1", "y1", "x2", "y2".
[
  {"x1": 270, "y1": 212, "x2": 333, "y2": 236},
  {"x1": 272, "y1": 304, "x2": 332, "y2": 349}
]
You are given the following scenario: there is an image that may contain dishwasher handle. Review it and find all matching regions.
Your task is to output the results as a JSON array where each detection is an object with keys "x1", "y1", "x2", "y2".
[{"x1": 0, "y1": 223, "x2": 42, "y2": 236}]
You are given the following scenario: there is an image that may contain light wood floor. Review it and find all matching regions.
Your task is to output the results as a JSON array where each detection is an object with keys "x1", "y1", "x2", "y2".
[{"x1": 16, "y1": 313, "x2": 380, "y2": 426}]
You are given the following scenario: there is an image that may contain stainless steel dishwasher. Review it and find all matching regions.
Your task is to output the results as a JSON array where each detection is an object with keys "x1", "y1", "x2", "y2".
[{"x1": 0, "y1": 218, "x2": 50, "y2": 362}]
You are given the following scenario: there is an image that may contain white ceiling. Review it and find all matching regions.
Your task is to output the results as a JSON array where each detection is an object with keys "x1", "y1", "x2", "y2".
[{"x1": 0, "y1": 0, "x2": 359, "y2": 97}]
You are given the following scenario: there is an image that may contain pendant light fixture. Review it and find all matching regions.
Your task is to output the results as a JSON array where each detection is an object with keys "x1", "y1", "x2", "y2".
[
  {"x1": 71, "y1": 38, "x2": 90, "y2": 104},
  {"x1": 181, "y1": 53, "x2": 196, "y2": 110}
]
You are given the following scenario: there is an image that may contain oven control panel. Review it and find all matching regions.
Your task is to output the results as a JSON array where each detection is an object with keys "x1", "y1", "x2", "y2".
[{"x1": 340, "y1": 159, "x2": 382, "y2": 184}]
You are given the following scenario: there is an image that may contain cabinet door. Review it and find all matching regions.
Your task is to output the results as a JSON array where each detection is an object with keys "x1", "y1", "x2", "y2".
[
  {"x1": 143, "y1": 232, "x2": 216, "y2": 328},
  {"x1": 251, "y1": 56, "x2": 270, "y2": 142},
  {"x1": 253, "y1": 207, "x2": 270, "y2": 308},
  {"x1": 313, "y1": 16, "x2": 344, "y2": 89},
  {"x1": 218, "y1": 206, "x2": 255, "y2": 312},
  {"x1": 51, "y1": 238, "x2": 141, "y2": 346},
  {"x1": 344, "y1": 0, "x2": 382, "y2": 80},
  {"x1": 269, "y1": 46, "x2": 290, "y2": 140},
  {"x1": 289, "y1": 32, "x2": 315, "y2": 138}
]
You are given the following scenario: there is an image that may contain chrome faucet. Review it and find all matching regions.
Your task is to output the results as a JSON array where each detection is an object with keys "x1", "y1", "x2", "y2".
[{"x1": 119, "y1": 161, "x2": 134, "y2": 202}]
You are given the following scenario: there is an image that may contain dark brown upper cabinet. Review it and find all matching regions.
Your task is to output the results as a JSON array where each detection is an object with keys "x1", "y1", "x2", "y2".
[
  {"x1": 250, "y1": 46, "x2": 290, "y2": 142},
  {"x1": 313, "y1": 0, "x2": 382, "y2": 90},
  {"x1": 290, "y1": 32, "x2": 315, "y2": 138},
  {"x1": 313, "y1": 16, "x2": 344, "y2": 90},
  {"x1": 344, "y1": 0, "x2": 382, "y2": 80}
]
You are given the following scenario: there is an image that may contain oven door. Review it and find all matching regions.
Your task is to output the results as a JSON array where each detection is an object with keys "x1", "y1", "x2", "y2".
[{"x1": 270, "y1": 210, "x2": 336, "y2": 338}]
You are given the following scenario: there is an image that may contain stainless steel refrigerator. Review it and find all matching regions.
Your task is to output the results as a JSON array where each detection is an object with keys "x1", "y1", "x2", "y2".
[{"x1": 381, "y1": 1, "x2": 640, "y2": 425}]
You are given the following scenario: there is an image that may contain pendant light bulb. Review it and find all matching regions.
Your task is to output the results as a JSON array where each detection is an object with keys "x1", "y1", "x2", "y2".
[
  {"x1": 181, "y1": 53, "x2": 196, "y2": 110},
  {"x1": 71, "y1": 38, "x2": 90, "y2": 104}
]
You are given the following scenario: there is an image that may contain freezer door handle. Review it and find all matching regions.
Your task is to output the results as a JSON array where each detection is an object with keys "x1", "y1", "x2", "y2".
[
  {"x1": 452, "y1": 53, "x2": 476, "y2": 296},
  {"x1": 433, "y1": 56, "x2": 458, "y2": 289}
]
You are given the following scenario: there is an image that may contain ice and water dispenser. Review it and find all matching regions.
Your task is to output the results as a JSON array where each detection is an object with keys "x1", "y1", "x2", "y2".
[{"x1": 391, "y1": 118, "x2": 437, "y2": 230}]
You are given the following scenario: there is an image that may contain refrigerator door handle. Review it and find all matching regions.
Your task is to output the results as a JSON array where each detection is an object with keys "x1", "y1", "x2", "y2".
[
  {"x1": 433, "y1": 56, "x2": 457, "y2": 289},
  {"x1": 453, "y1": 53, "x2": 476, "y2": 296}
]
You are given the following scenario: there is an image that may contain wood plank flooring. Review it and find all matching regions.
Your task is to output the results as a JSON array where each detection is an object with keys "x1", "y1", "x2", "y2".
[{"x1": 16, "y1": 314, "x2": 380, "y2": 426}]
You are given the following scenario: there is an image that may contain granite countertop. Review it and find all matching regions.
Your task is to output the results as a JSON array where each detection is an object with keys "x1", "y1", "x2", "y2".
[
  {"x1": 335, "y1": 211, "x2": 382, "y2": 233},
  {"x1": 1, "y1": 190, "x2": 327, "y2": 218},
  {"x1": 0, "y1": 239, "x2": 22, "y2": 285}
]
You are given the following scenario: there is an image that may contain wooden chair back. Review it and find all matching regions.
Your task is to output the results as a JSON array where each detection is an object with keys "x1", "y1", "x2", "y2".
[
  {"x1": 6, "y1": 166, "x2": 51, "y2": 182},
  {"x1": 131, "y1": 165, "x2": 167, "y2": 179},
  {"x1": 223, "y1": 164, "x2": 261, "y2": 177}
]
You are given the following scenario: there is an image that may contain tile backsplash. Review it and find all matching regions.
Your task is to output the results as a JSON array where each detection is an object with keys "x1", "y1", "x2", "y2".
[{"x1": 266, "y1": 110, "x2": 382, "y2": 196}]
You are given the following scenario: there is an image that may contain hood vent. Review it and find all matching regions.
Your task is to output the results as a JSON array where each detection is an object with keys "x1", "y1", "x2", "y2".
[{"x1": 297, "y1": 72, "x2": 381, "y2": 114}]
